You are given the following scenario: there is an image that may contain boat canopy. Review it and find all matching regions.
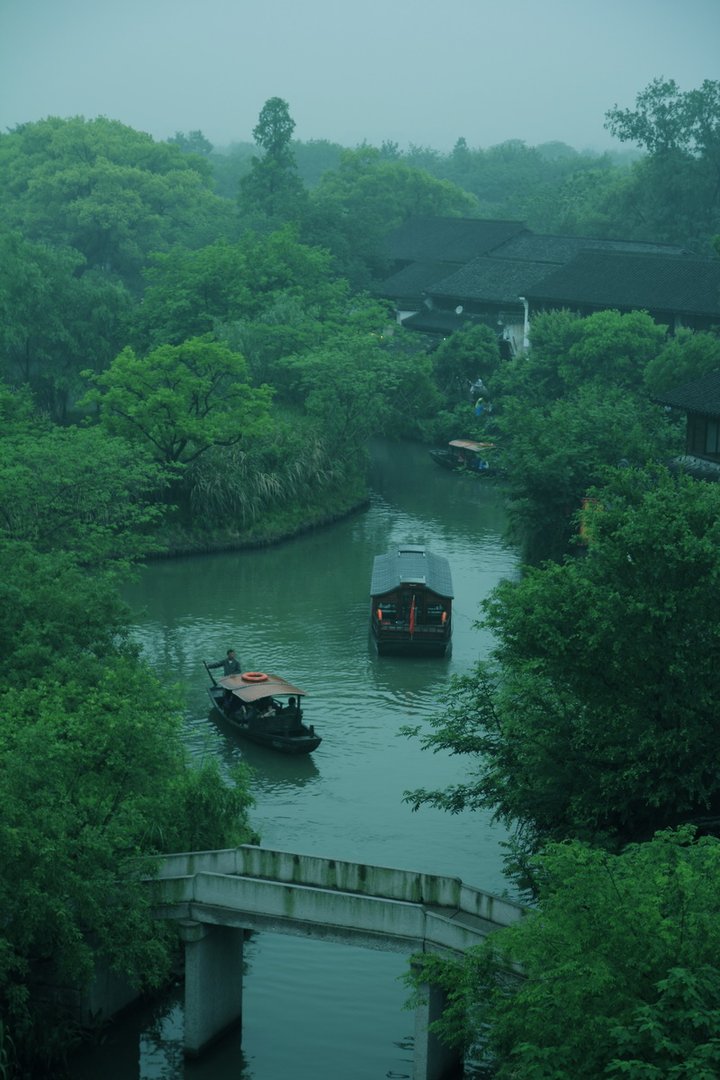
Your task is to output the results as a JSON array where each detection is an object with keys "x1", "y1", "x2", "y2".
[
  {"x1": 448, "y1": 439, "x2": 495, "y2": 452},
  {"x1": 370, "y1": 546, "x2": 454, "y2": 600},
  {"x1": 218, "y1": 673, "x2": 307, "y2": 702}
]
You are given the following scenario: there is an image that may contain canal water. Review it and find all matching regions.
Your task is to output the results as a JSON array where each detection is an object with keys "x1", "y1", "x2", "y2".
[{"x1": 73, "y1": 440, "x2": 521, "y2": 1080}]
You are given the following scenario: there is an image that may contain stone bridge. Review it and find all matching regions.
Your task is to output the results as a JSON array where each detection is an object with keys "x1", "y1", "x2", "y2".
[{"x1": 148, "y1": 845, "x2": 526, "y2": 1080}]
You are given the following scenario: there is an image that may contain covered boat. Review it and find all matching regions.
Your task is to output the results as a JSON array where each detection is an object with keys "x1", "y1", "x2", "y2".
[
  {"x1": 429, "y1": 439, "x2": 495, "y2": 473},
  {"x1": 205, "y1": 666, "x2": 321, "y2": 755},
  {"x1": 370, "y1": 545, "x2": 453, "y2": 657}
]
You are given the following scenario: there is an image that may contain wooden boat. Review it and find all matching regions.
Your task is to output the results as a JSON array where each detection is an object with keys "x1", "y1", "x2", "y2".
[
  {"x1": 370, "y1": 545, "x2": 453, "y2": 657},
  {"x1": 205, "y1": 665, "x2": 321, "y2": 755},
  {"x1": 429, "y1": 439, "x2": 495, "y2": 473}
]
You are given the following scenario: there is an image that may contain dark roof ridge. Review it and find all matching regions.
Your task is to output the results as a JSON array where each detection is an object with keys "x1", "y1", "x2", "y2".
[{"x1": 570, "y1": 248, "x2": 716, "y2": 264}]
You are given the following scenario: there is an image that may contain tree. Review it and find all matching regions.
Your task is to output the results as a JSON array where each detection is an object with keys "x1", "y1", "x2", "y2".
[
  {"x1": 0, "y1": 424, "x2": 166, "y2": 566},
  {"x1": 81, "y1": 336, "x2": 273, "y2": 467},
  {"x1": 0, "y1": 415, "x2": 257, "y2": 1069},
  {"x1": 0, "y1": 229, "x2": 133, "y2": 420},
  {"x1": 133, "y1": 229, "x2": 350, "y2": 361},
  {"x1": 0, "y1": 548, "x2": 255, "y2": 1070},
  {"x1": 556, "y1": 308, "x2": 668, "y2": 393},
  {"x1": 305, "y1": 146, "x2": 478, "y2": 287},
  {"x1": 238, "y1": 98, "x2": 308, "y2": 225},
  {"x1": 167, "y1": 129, "x2": 213, "y2": 156},
  {"x1": 253, "y1": 96, "x2": 296, "y2": 160},
  {"x1": 408, "y1": 829, "x2": 720, "y2": 1079},
  {"x1": 405, "y1": 468, "x2": 720, "y2": 855},
  {"x1": 605, "y1": 78, "x2": 720, "y2": 160},
  {"x1": 0, "y1": 117, "x2": 231, "y2": 290},
  {"x1": 644, "y1": 328, "x2": 720, "y2": 395},
  {"x1": 430, "y1": 323, "x2": 502, "y2": 404},
  {"x1": 489, "y1": 309, "x2": 675, "y2": 556},
  {"x1": 494, "y1": 384, "x2": 675, "y2": 558},
  {"x1": 603, "y1": 79, "x2": 720, "y2": 248}
]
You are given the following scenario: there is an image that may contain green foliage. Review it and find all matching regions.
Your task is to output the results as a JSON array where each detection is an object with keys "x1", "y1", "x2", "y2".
[
  {"x1": 409, "y1": 830, "x2": 720, "y2": 1078},
  {"x1": 0, "y1": 543, "x2": 134, "y2": 681},
  {"x1": 188, "y1": 421, "x2": 356, "y2": 527},
  {"x1": 644, "y1": 329, "x2": 720, "y2": 395},
  {"x1": 603, "y1": 79, "x2": 720, "y2": 248},
  {"x1": 306, "y1": 146, "x2": 478, "y2": 286},
  {"x1": 430, "y1": 323, "x2": 502, "y2": 403},
  {"x1": 0, "y1": 229, "x2": 133, "y2": 420},
  {"x1": 405, "y1": 468, "x2": 720, "y2": 853},
  {"x1": 252, "y1": 97, "x2": 296, "y2": 159},
  {"x1": 0, "y1": 644, "x2": 255, "y2": 1068},
  {"x1": 0, "y1": 426, "x2": 166, "y2": 566},
  {"x1": 490, "y1": 309, "x2": 677, "y2": 556},
  {"x1": 167, "y1": 129, "x2": 213, "y2": 157},
  {"x1": 0, "y1": 358, "x2": 259, "y2": 1068},
  {"x1": 557, "y1": 309, "x2": 667, "y2": 392},
  {"x1": 495, "y1": 385, "x2": 675, "y2": 557},
  {"x1": 496, "y1": 308, "x2": 668, "y2": 405},
  {"x1": 605, "y1": 78, "x2": 720, "y2": 159},
  {"x1": 289, "y1": 322, "x2": 438, "y2": 449},
  {"x1": 0, "y1": 117, "x2": 231, "y2": 290},
  {"x1": 81, "y1": 336, "x2": 272, "y2": 466},
  {"x1": 133, "y1": 229, "x2": 352, "y2": 376},
  {"x1": 239, "y1": 98, "x2": 308, "y2": 226}
]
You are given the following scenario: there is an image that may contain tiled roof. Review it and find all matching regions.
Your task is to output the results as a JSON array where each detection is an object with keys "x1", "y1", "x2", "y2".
[
  {"x1": 490, "y1": 233, "x2": 690, "y2": 264},
  {"x1": 654, "y1": 370, "x2": 720, "y2": 416},
  {"x1": 370, "y1": 546, "x2": 454, "y2": 598},
  {"x1": 384, "y1": 216, "x2": 528, "y2": 262},
  {"x1": 427, "y1": 256, "x2": 553, "y2": 304},
  {"x1": 372, "y1": 260, "x2": 458, "y2": 300},
  {"x1": 525, "y1": 251, "x2": 720, "y2": 316}
]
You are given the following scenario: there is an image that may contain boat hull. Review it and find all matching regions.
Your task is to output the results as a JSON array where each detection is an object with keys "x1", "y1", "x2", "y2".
[
  {"x1": 207, "y1": 687, "x2": 322, "y2": 755},
  {"x1": 373, "y1": 631, "x2": 450, "y2": 657}
]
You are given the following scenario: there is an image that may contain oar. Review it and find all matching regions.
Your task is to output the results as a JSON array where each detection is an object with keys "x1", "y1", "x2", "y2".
[{"x1": 203, "y1": 659, "x2": 217, "y2": 686}]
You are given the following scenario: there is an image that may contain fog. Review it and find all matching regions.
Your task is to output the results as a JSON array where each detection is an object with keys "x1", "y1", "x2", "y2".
[{"x1": 1, "y1": 0, "x2": 719, "y2": 153}]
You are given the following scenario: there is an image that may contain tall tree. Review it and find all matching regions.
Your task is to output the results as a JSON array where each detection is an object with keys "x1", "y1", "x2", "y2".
[
  {"x1": 238, "y1": 97, "x2": 308, "y2": 225},
  {"x1": 603, "y1": 79, "x2": 720, "y2": 247}
]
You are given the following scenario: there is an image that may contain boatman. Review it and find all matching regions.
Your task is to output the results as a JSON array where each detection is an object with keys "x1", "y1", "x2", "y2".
[{"x1": 208, "y1": 649, "x2": 242, "y2": 677}]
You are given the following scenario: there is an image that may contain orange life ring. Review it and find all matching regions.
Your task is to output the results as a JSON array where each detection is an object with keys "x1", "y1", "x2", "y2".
[{"x1": 242, "y1": 671, "x2": 268, "y2": 683}]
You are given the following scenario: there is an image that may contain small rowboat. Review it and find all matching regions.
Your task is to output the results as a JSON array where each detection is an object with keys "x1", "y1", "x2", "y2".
[{"x1": 204, "y1": 665, "x2": 321, "y2": 755}]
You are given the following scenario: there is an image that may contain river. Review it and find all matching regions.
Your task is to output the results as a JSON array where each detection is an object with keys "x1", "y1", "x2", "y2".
[{"x1": 72, "y1": 439, "x2": 521, "y2": 1080}]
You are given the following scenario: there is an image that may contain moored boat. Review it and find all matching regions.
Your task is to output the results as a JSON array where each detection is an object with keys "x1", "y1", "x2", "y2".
[
  {"x1": 429, "y1": 439, "x2": 495, "y2": 473},
  {"x1": 205, "y1": 665, "x2": 321, "y2": 755},
  {"x1": 370, "y1": 545, "x2": 453, "y2": 657}
]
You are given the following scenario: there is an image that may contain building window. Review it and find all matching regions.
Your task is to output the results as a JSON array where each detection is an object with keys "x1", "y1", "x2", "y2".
[{"x1": 706, "y1": 420, "x2": 720, "y2": 456}]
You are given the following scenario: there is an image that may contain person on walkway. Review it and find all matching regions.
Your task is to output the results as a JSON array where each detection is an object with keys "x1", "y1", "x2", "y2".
[{"x1": 208, "y1": 649, "x2": 241, "y2": 677}]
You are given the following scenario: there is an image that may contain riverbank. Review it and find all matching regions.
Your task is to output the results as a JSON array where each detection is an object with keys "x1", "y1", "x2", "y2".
[{"x1": 148, "y1": 487, "x2": 370, "y2": 559}]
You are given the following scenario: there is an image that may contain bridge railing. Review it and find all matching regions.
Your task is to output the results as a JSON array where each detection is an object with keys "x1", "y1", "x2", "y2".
[{"x1": 151, "y1": 845, "x2": 526, "y2": 933}]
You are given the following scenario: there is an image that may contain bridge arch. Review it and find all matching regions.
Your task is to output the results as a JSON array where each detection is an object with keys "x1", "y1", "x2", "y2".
[{"x1": 148, "y1": 845, "x2": 525, "y2": 1080}]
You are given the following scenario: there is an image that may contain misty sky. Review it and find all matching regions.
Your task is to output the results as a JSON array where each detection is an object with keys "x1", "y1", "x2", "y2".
[{"x1": 1, "y1": 0, "x2": 719, "y2": 154}]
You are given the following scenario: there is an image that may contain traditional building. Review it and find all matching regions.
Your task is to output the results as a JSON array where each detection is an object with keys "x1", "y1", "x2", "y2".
[
  {"x1": 375, "y1": 217, "x2": 718, "y2": 354},
  {"x1": 654, "y1": 371, "x2": 720, "y2": 481}
]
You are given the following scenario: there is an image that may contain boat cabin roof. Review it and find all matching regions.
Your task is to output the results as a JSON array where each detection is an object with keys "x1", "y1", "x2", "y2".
[
  {"x1": 370, "y1": 545, "x2": 454, "y2": 599},
  {"x1": 449, "y1": 439, "x2": 495, "y2": 452},
  {"x1": 218, "y1": 673, "x2": 307, "y2": 702}
]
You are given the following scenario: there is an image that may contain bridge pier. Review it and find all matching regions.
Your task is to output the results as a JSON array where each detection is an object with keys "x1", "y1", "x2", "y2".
[
  {"x1": 178, "y1": 920, "x2": 245, "y2": 1056},
  {"x1": 413, "y1": 972, "x2": 463, "y2": 1080}
]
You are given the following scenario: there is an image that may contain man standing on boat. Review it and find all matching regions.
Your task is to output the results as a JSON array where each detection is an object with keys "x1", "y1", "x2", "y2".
[{"x1": 208, "y1": 649, "x2": 242, "y2": 677}]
